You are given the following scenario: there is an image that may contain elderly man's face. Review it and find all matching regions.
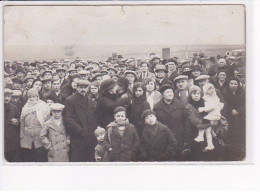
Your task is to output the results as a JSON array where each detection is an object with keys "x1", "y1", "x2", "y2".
[
  {"x1": 163, "y1": 88, "x2": 174, "y2": 101},
  {"x1": 176, "y1": 79, "x2": 188, "y2": 91}
]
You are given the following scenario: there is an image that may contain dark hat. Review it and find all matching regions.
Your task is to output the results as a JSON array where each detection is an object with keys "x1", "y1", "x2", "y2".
[
  {"x1": 151, "y1": 56, "x2": 160, "y2": 62},
  {"x1": 114, "y1": 106, "x2": 126, "y2": 115},
  {"x1": 42, "y1": 78, "x2": 52, "y2": 84},
  {"x1": 56, "y1": 67, "x2": 66, "y2": 72},
  {"x1": 159, "y1": 84, "x2": 173, "y2": 94},
  {"x1": 15, "y1": 68, "x2": 25, "y2": 74},
  {"x1": 77, "y1": 80, "x2": 90, "y2": 86},
  {"x1": 12, "y1": 77, "x2": 23, "y2": 84},
  {"x1": 199, "y1": 53, "x2": 205, "y2": 58},
  {"x1": 23, "y1": 76, "x2": 35, "y2": 83},
  {"x1": 75, "y1": 63, "x2": 84, "y2": 68},
  {"x1": 174, "y1": 75, "x2": 189, "y2": 83},
  {"x1": 100, "y1": 78, "x2": 116, "y2": 93},
  {"x1": 92, "y1": 73, "x2": 102, "y2": 81},
  {"x1": 141, "y1": 109, "x2": 156, "y2": 120},
  {"x1": 117, "y1": 77, "x2": 129, "y2": 87},
  {"x1": 195, "y1": 75, "x2": 210, "y2": 81},
  {"x1": 154, "y1": 65, "x2": 168, "y2": 73},
  {"x1": 119, "y1": 63, "x2": 127, "y2": 67},
  {"x1": 190, "y1": 65, "x2": 202, "y2": 72},
  {"x1": 101, "y1": 70, "x2": 108, "y2": 75}
]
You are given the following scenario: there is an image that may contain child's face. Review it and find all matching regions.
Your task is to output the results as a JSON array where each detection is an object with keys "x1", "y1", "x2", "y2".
[
  {"x1": 28, "y1": 95, "x2": 38, "y2": 103},
  {"x1": 206, "y1": 86, "x2": 215, "y2": 96},
  {"x1": 134, "y1": 87, "x2": 144, "y2": 98},
  {"x1": 52, "y1": 110, "x2": 62, "y2": 119},
  {"x1": 114, "y1": 111, "x2": 126, "y2": 125},
  {"x1": 145, "y1": 114, "x2": 157, "y2": 126},
  {"x1": 47, "y1": 100, "x2": 54, "y2": 106},
  {"x1": 96, "y1": 133, "x2": 105, "y2": 142},
  {"x1": 191, "y1": 91, "x2": 201, "y2": 102}
]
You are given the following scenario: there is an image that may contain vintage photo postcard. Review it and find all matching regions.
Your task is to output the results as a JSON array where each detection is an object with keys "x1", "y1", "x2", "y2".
[{"x1": 2, "y1": 4, "x2": 247, "y2": 164}]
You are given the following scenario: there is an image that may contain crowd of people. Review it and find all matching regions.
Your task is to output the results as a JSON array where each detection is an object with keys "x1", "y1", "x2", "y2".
[{"x1": 3, "y1": 51, "x2": 246, "y2": 162}]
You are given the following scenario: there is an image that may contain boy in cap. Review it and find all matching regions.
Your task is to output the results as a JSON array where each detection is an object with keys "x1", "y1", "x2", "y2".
[{"x1": 40, "y1": 103, "x2": 70, "y2": 162}]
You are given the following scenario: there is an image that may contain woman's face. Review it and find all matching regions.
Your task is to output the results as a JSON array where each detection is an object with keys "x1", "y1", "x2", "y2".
[
  {"x1": 33, "y1": 81, "x2": 42, "y2": 91},
  {"x1": 191, "y1": 91, "x2": 201, "y2": 102},
  {"x1": 146, "y1": 82, "x2": 155, "y2": 92},
  {"x1": 206, "y1": 86, "x2": 215, "y2": 96},
  {"x1": 145, "y1": 114, "x2": 157, "y2": 126},
  {"x1": 134, "y1": 87, "x2": 144, "y2": 98},
  {"x1": 163, "y1": 89, "x2": 174, "y2": 101},
  {"x1": 28, "y1": 95, "x2": 38, "y2": 103},
  {"x1": 218, "y1": 72, "x2": 227, "y2": 81},
  {"x1": 114, "y1": 111, "x2": 126, "y2": 125},
  {"x1": 229, "y1": 80, "x2": 239, "y2": 92}
]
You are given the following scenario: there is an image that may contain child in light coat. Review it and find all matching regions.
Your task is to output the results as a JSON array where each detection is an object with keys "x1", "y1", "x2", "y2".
[
  {"x1": 40, "y1": 103, "x2": 70, "y2": 162},
  {"x1": 194, "y1": 83, "x2": 224, "y2": 151}
]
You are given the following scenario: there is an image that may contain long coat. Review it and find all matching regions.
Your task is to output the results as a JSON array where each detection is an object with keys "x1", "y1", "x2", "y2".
[
  {"x1": 103, "y1": 122, "x2": 139, "y2": 162},
  {"x1": 60, "y1": 83, "x2": 76, "y2": 104},
  {"x1": 154, "y1": 98, "x2": 190, "y2": 154},
  {"x1": 64, "y1": 92, "x2": 97, "y2": 162},
  {"x1": 4, "y1": 103, "x2": 20, "y2": 153},
  {"x1": 40, "y1": 117, "x2": 69, "y2": 162},
  {"x1": 139, "y1": 121, "x2": 178, "y2": 161}
]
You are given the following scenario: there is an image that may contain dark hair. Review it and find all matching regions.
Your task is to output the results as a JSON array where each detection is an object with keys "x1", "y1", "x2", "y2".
[
  {"x1": 31, "y1": 79, "x2": 42, "y2": 89},
  {"x1": 133, "y1": 82, "x2": 146, "y2": 99},
  {"x1": 227, "y1": 77, "x2": 243, "y2": 94}
]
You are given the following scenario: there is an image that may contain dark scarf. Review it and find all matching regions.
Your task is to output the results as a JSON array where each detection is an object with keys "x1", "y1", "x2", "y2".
[{"x1": 188, "y1": 97, "x2": 205, "y2": 110}]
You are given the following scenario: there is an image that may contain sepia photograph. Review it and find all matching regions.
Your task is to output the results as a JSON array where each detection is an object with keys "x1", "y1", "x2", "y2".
[{"x1": 3, "y1": 4, "x2": 246, "y2": 163}]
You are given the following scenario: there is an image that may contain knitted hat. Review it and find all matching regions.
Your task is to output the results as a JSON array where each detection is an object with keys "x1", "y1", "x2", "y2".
[
  {"x1": 188, "y1": 85, "x2": 202, "y2": 97},
  {"x1": 27, "y1": 88, "x2": 39, "y2": 97},
  {"x1": 141, "y1": 109, "x2": 156, "y2": 120},
  {"x1": 114, "y1": 106, "x2": 126, "y2": 115},
  {"x1": 94, "y1": 127, "x2": 106, "y2": 137}
]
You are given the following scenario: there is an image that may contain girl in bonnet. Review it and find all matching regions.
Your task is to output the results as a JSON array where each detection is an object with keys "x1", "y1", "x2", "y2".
[
  {"x1": 194, "y1": 83, "x2": 224, "y2": 151},
  {"x1": 20, "y1": 88, "x2": 50, "y2": 162}
]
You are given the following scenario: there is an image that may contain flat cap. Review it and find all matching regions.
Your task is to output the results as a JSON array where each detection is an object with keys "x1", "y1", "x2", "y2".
[
  {"x1": 154, "y1": 65, "x2": 168, "y2": 73},
  {"x1": 4, "y1": 88, "x2": 13, "y2": 94},
  {"x1": 124, "y1": 70, "x2": 137, "y2": 77},
  {"x1": 50, "y1": 103, "x2": 65, "y2": 111},
  {"x1": 12, "y1": 90, "x2": 22, "y2": 97},
  {"x1": 195, "y1": 74, "x2": 211, "y2": 81},
  {"x1": 174, "y1": 75, "x2": 189, "y2": 83},
  {"x1": 78, "y1": 70, "x2": 89, "y2": 75},
  {"x1": 77, "y1": 79, "x2": 90, "y2": 86}
]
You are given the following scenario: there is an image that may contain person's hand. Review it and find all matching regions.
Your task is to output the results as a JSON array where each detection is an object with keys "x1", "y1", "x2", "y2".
[
  {"x1": 11, "y1": 118, "x2": 18, "y2": 125},
  {"x1": 96, "y1": 156, "x2": 102, "y2": 162},
  {"x1": 232, "y1": 109, "x2": 239, "y2": 116},
  {"x1": 108, "y1": 148, "x2": 112, "y2": 152},
  {"x1": 198, "y1": 107, "x2": 204, "y2": 113}
]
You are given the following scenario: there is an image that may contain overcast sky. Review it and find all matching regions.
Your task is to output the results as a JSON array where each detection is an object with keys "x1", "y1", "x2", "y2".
[{"x1": 4, "y1": 5, "x2": 245, "y2": 60}]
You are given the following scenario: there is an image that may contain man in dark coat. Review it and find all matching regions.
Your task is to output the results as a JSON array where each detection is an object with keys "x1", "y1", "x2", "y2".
[
  {"x1": 154, "y1": 84, "x2": 190, "y2": 160},
  {"x1": 64, "y1": 80, "x2": 98, "y2": 162},
  {"x1": 4, "y1": 88, "x2": 21, "y2": 162},
  {"x1": 154, "y1": 65, "x2": 174, "y2": 90},
  {"x1": 44, "y1": 78, "x2": 63, "y2": 104}
]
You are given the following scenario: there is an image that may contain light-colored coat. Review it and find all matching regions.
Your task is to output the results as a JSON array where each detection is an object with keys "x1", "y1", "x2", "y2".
[{"x1": 40, "y1": 117, "x2": 70, "y2": 162}]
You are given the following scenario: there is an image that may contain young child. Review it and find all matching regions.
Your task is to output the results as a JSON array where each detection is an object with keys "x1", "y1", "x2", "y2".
[
  {"x1": 103, "y1": 106, "x2": 139, "y2": 162},
  {"x1": 40, "y1": 103, "x2": 70, "y2": 162},
  {"x1": 94, "y1": 126, "x2": 106, "y2": 162},
  {"x1": 194, "y1": 83, "x2": 224, "y2": 151}
]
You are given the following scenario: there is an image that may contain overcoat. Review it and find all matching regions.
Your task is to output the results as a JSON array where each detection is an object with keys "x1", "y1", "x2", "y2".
[
  {"x1": 64, "y1": 92, "x2": 97, "y2": 162},
  {"x1": 154, "y1": 98, "x2": 190, "y2": 152},
  {"x1": 103, "y1": 121, "x2": 139, "y2": 162},
  {"x1": 40, "y1": 117, "x2": 69, "y2": 162},
  {"x1": 139, "y1": 121, "x2": 178, "y2": 161}
]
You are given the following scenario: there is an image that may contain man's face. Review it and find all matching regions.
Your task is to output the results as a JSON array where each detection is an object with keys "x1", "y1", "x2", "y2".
[
  {"x1": 52, "y1": 80, "x2": 61, "y2": 91},
  {"x1": 43, "y1": 81, "x2": 52, "y2": 90},
  {"x1": 192, "y1": 70, "x2": 201, "y2": 77},
  {"x1": 4, "y1": 93, "x2": 12, "y2": 104},
  {"x1": 13, "y1": 82, "x2": 22, "y2": 90},
  {"x1": 120, "y1": 66, "x2": 126, "y2": 72},
  {"x1": 26, "y1": 79, "x2": 34, "y2": 88},
  {"x1": 76, "y1": 66, "x2": 83, "y2": 71},
  {"x1": 167, "y1": 63, "x2": 177, "y2": 72},
  {"x1": 52, "y1": 110, "x2": 62, "y2": 119},
  {"x1": 176, "y1": 79, "x2": 188, "y2": 91},
  {"x1": 94, "y1": 76, "x2": 103, "y2": 85},
  {"x1": 156, "y1": 70, "x2": 166, "y2": 79},
  {"x1": 17, "y1": 72, "x2": 25, "y2": 79},
  {"x1": 229, "y1": 80, "x2": 239, "y2": 92},
  {"x1": 198, "y1": 79, "x2": 209, "y2": 88},
  {"x1": 163, "y1": 89, "x2": 174, "y2": 101},
  {"x1": 140, "y1": 64, "x2": 148, "y2": 72},
  {"x1": 80, "y1": 74, "x2": 87, "y2": 80},
  {"x1": 57, "y1": 71, "x2": 65, "y2": 78},
  {"x1": 134, "y1": 87, "x2": 144, "y2": 98},
  {"x1": 145, "y1": 114, "x2": 157, "y2": 126},
  {"x1": 125, "y1": 74, "x2": 135, "y2": 84},
  {"x1": 153, "y1": 59, "x2": 160, "y2": 65},
  {"x1": 114, "y1": 111, "x2": 126, "y2": 125},
  {"x1": 77, "y1": 85, "x2": 88, "y2": 95},
  {"x1": 218, "y1": 59, "x2": 226, "y2": 67},
  {"x1": 44, "y1": 72, "x2": 52, "y2": 79}
]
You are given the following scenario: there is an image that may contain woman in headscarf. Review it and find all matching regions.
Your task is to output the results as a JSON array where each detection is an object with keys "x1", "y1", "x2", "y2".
[{"x1": 20, "y1": 88, "x2": 50, "y2": 162}]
